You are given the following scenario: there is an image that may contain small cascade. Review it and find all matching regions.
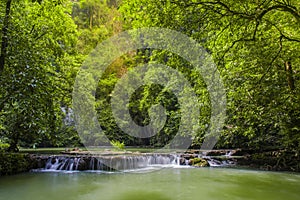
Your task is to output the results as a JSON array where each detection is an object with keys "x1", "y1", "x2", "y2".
[
  {"x1": 45, "y1": 157, "x2": 77, "y2": 171},
  {"x1": 41, "y1": 154, "x2": 178, "y2": 172},
  {"x1": 207, "y1": 150, "x2": 237, "y2": 167},
  {"x1": 176, "y1": 155, "x2": 181, "y2": 166},
  {"x1": 206, "y1": 159, "x2": 236, "y2": 167},
  {"x1": 93, "y1": 154, "x2": 177, "y2": 170},
  {"x1": 89, "y1": 157, "x2": 95, "y2": 170},
  {"x1": 75, "y1": 158, "x2": 80, "y2": 171},
  {"x1": 177, "y1": 149, "x2": 238, "y2": 167},
  {"x1": 34, "y1": 150, "x2": 240, "y2": 172},
  {"x1": 45, "y1": 157, "x2": 60, "y2": 170}
]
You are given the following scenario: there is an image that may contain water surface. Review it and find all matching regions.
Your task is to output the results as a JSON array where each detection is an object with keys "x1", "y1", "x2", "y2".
[{"x1": 0, "y1": 168, "x2": 299, "y2": 200}]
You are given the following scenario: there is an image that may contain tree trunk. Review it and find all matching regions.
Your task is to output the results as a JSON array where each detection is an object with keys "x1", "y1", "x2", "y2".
[
  {"x1": 89, "y1": 6, "x2": 93, "y2": 30},
  {"x1": 48, "y1": 97, "x2": 57, "y2": 145},
  {"x1": 0, "y1": 0, "x2": 12, "y2": 75},
  {"x1": 285, "y1": 61, "x2": 295, "y2": 91}
]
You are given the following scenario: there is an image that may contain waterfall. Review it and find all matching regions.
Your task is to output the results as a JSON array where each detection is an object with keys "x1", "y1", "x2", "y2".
[
  {"x1": 75, "y1": 158, "x2": 80, "y2": 171},
  {"x1": 89, "y1": 157, "x2": 95, "y2": 170},
  {"x1": 45, "y1": 157, "x2": 78, "y2": 171},
  {"x1": 42, "y1": 154, "x2": 179, "y2": 172},
  {"x1": 35, "y1": 150, "x2": 239, "y2": 172}
]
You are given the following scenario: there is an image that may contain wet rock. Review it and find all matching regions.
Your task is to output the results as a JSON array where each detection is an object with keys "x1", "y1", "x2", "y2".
[{"x1": 179, "y1": 157, "x2": 187, "y2": 165}]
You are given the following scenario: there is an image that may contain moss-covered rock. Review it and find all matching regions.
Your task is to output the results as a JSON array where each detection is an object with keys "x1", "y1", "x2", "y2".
[{"x1": 189, "y1": 157, "x2": 209, "y2": 167}]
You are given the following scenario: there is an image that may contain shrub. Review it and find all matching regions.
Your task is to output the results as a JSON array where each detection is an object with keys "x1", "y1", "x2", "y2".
[
  {"x1": 110, "y1": 140, "x2": 125, "y2": 150},
  {"x1": 0, "y1": 153, "x2": 32, "y2": 176},
  {"x1": 0, "y1": 142, "x2": 10, "y2": 152}
]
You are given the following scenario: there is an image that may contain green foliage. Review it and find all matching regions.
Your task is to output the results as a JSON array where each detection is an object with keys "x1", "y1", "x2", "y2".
[
  {"x1": 71, "y1": 0, "x2": 127, "y2": 147},
  {"x1": 0, "y1": 141, "x2": 10, "y2": 152},
  {"x1": 119, "y1": 0, "x2": 300, "y2": 151},
  {"x1": 72, "y1": 0, "x2": 122, "y2": 54},
  {"x1": 0, "y1": 153, "x2": 31, "y2": 175},
  {"x1": 0, "y1": 0, "x2": 299, "y2": 153},
  {"x1": 0, "y1": 0, "x2": 79, "y2": 151},
  {"x1": 110, "y1": 140, "x2": 125, "y2": 150}
]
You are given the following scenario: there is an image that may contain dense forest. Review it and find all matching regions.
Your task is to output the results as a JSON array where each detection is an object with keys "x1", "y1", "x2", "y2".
[{"x1": 0, "y1": 0, "x2": 299, "y2": 157}]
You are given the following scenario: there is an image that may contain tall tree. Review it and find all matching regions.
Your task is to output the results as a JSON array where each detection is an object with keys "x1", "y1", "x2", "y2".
[
  {"x1": 0, "y1": 0, "x2": 12, "y2": 75},
  {"x1": 0, "y1": 0, "x2": 78, "y2": 151}
]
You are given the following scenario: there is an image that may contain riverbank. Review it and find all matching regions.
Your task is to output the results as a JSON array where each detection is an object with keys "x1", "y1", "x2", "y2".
[{"x1": 237, "y1": 149, "x2": 300, "y2": 172}]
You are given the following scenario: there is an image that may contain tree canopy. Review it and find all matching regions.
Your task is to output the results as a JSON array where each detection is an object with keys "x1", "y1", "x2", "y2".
[
  {"x1": 119, "y1": 0, "x2": 300, "y2": 150},
  {"x1": 0, "y1": 0, "x2": 299, "y2": 155}
]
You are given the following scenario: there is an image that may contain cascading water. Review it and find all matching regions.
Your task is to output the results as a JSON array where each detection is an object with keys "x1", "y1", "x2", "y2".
[
  {"x1": 42, "y1": 154, "x2": 179, "y2": 172},
  {"x1": 45, "y1": 157, "x2": 78, "y2": 171},
  {"x1": 35, "y1": 150, "x2": 239, "y2": 172}
]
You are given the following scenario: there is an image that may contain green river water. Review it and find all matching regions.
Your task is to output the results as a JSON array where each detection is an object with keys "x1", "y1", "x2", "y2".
[{"x1": 0, "y1": 168, "x2": 299, "y2": 200}]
